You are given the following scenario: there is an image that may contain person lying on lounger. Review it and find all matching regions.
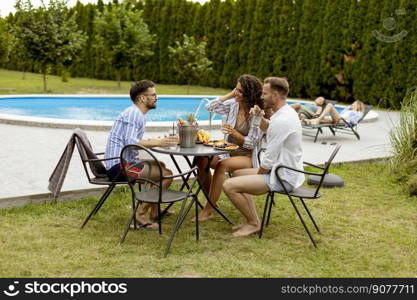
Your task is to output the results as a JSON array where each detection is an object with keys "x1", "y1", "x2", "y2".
[
  {"x1": 291, "y1": 97, "x2": 326, "y2": 120},
  {"x1": 303, "y1": 100, "x2": 365, "y2": 126}
]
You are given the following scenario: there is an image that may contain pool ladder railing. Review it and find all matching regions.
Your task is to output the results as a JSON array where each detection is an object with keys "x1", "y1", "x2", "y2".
[{"x1": 194, "y1": 98, "x2": 216, "y2": 130}]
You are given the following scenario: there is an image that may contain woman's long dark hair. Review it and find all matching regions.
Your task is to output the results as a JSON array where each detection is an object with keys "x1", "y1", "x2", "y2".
[{"x1": 238, "y1": 74, "x2": 264, "y2": 118}]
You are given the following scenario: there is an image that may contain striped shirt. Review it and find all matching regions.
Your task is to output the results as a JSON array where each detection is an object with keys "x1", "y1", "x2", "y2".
[
  {"x1": 104, "y1": 105, "x2": 146, "y2": 170},
  {"x1": 205, "y1": 98, "x2": 263, "y2": 167}
]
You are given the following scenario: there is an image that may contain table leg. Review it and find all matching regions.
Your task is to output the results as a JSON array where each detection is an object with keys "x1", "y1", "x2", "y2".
[
  {"x1": 184, "y1": 155, "x2": 233, "y2": 225},
  {"x1": 170, "y1": 154, "x2": 192, "y2": 191}
]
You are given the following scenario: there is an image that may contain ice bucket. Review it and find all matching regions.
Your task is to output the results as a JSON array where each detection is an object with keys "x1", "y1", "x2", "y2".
[{"x1": 178, "y1": 124, "x2": 197, "y2": 148}]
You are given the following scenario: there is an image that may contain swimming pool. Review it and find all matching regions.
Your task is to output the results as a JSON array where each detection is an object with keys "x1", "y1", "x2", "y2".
[
  {"x1": 0, "y1": 95, "x2": 221, "y2": 122},
  {"x1": 0, "y1": 95, "x2": 347, "y2": 122}
]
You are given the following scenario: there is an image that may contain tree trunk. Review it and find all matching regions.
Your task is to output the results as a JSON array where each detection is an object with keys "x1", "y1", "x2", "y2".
[
  {"x1": 116, "y1": 72, "x2": 121, "y2": 89},
  {"x1": 43, "y1": 72, "x2": 48, "y2": 93}
]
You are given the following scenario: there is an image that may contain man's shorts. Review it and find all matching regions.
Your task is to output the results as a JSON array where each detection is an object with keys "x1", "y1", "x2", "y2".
[
  {"x1": 106, "y1": 162, "x2": 145, "y2": 181},
  {"x1": 262, "y1": 174, "x2": 293, "y2": 192}
]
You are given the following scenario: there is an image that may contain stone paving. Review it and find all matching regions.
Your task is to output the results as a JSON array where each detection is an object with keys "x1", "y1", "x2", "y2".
[{"x1": 0, "y1": 109, "x2": 399, "y2": 204}]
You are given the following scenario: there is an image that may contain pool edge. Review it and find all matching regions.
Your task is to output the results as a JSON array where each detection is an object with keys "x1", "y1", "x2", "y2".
[{"x1": 0, "y1": 94, "x2": 378, "y2": 130}]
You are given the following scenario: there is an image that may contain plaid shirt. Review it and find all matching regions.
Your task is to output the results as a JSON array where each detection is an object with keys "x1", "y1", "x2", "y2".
[
  {"x1": 205, "y1": 98, "x2": 263, "y2": 167},
  {"x1": 104, "y1": 105, "x2": 145, "y2": 170}
]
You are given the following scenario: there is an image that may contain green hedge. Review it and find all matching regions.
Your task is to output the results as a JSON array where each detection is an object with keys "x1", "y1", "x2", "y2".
[{"x1": 3, "y1": 0, "x2": 416, "y2": 108}]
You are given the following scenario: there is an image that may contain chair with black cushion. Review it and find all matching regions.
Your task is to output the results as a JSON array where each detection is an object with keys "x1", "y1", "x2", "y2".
[
  {"x1": 119, "y1": 144, "x2": 201, "y2": 257},
  {"x1": 74, "y1": 130, "x2": 136, "y2": 229},
  {"x1": 258, "y1": 144, "x2": 342, "y2": 248}
]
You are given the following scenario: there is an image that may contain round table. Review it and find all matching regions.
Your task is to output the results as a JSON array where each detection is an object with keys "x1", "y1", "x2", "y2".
[
  {"x1": 151, "y1": 143, "x2": 233, "y2": 224},
  {"x1": 151, "y1": 143, "x2": 229, "y2": 157}
]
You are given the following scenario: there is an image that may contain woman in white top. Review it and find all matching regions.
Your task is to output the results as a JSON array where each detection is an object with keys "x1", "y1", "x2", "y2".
[
  {"x1": 304, "y1": 100, "x2": 365, "y2": 126},
  {"x1": 195, "y1": 74, "x2": 266, "y2": 221}
]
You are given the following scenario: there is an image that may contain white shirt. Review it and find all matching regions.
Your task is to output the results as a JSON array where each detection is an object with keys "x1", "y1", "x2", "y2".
[
  {"x1": 340, "y1": 109, "x2": 363, "y2": 126},
  {"x1": 260, "y1": 104, "x2": 304, "y2": 189}
]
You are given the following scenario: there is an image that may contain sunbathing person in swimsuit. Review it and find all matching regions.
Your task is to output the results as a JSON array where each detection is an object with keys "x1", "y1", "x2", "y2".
[
  {"x1": 303, "y1": 100, "x2": 365, "y2": 126},
  {"x1": 291, "y1": 97, "x2": 326, "y2": 121}
]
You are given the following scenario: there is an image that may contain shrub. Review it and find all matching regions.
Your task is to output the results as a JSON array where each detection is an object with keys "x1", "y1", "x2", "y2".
[{"x1": 389, "y1": 88, "x2": 417, "y2": 195}]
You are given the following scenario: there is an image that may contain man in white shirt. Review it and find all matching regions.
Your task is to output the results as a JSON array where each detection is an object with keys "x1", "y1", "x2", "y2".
[{"x1": 223, "y1": 77, "x2": 304, "y2": 237}]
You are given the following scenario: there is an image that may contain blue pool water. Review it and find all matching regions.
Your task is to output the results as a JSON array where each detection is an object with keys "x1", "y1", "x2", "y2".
[{"x1": 0, "y1": 96, "x2": 342, "y2": 122}]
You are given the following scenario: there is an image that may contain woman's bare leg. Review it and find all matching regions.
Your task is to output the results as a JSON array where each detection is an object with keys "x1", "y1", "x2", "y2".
[
  {"x1": 223, "y1": 174, "x2": 269, "y2": 237},
  {"x1": 310, "y1": 104, "x2": 341, "y2": 125},
  {"x1": 197, "y1": 156, "x2": 252, "y2": 221},
  {"x1": 291, "y1": 103, "x2": 302, "y2": 112}
]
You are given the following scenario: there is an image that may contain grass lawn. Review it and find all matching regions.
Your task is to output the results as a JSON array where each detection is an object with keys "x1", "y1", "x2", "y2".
[
  {"x1": 0, "y1": 68, "x2": 229, "y2": 95},
  {"x1": 0, "y1": 161, "x2": 416, "y2": 277}
]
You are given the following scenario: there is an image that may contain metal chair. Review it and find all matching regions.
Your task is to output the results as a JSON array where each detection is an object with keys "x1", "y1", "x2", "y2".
[
  {"x1": 119, "y1": 144, "x2": 201, "y2": 257},
  {"x1": 74, "y1": 131, "x2": 136, "y2": 229},
  {"x1": 259, "y1": 144, "x2": 342, "y2": 248}
]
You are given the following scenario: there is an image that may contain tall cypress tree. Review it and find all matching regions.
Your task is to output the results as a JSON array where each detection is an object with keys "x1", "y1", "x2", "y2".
[
  {"x1": 270, "y1": 0, "x2": 289, "y2": 78},
  {"x1": 191, "y1": 3, "x2": 204, "y2": 38},
  {"x1": 319, "y1": 0, "x2": 350, "y2": 100},
  {"x1": 157, "y1": 0, "x2": 174, "y2": 83},
  {"x1": 283, "y1": 0, "x2": 303, "y2": 97},
  {"x1": 369, "y1": 0, "x2": 401, "y2": 107},
  {"x1": 200, "y1": 0, "x2": 220, "y2": 86},
  {"x1": 352, "y1": 0, "x2": 381, "y2": 105},
  {"x1": 404, "y1": 0, "x2": 417, "y2": 94},
  {"x1": 342, "y1": 0, "x2": 367, "y2": 102},
  {"x1": 208, "y1": 0, "x2": 233, "y2": 86},
  {"x1": 220, "y1": 0, "x2": 246, "y2": 87},
  {"x1": 238, "y1": 0, "x2": 256, "y2": 75},
  {"x1": 292, "y1": 0, "x2": 324, "y2": 98},
  {"x1": 247, "y1": 0, "x2": 271, "y2": 77},
  {"x1": 389, "y1": 0, "x2": 414, "y2": 108}
]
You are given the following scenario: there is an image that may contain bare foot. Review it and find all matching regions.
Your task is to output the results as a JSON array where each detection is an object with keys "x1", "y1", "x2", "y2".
[
  {"x1": 232, "y1": 223, "x2": 244, "y2": 231},
  {"x1": 191, "y1": 208, "x2": 213, "y2": 222},
  {"x1": 310, "y1": 118, "x2": 321, "y2": 125},
  {"x1": 232, "y1": 223, "x2": 261, "y2": 237}
]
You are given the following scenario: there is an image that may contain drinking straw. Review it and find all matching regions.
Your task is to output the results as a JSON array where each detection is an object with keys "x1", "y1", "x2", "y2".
[{"x1": 172, "y1": 122, "x2": 175, "y2": 135}]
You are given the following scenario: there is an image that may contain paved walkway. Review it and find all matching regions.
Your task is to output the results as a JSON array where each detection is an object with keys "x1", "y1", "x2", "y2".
[{"x1": 0, "y1": 109, "x2": 399, "y2": 204}]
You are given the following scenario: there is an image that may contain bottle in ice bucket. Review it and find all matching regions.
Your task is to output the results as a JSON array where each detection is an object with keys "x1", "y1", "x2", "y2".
[{"x1": 177, "y1": 114, "x2": 197, "y2": 148}]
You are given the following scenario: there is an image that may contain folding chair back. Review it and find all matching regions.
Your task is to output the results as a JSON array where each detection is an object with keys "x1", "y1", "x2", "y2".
[
  {"x1": 311, "y1": 144, "x2": 342, "y2": 198},
  {"x1": 356, "y1": 105, "x2": 373, "y2": 124},
  {"x1": 74, "y1": 130, "x2": 107, "y2": 181}
]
